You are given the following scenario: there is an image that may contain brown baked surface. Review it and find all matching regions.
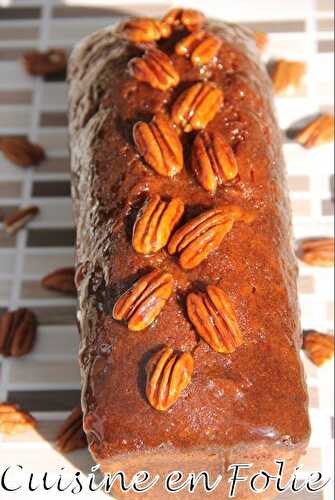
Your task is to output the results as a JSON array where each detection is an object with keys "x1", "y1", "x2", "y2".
[{"x1": 68, "y1": 9, "x2": 310, "y2": 498}]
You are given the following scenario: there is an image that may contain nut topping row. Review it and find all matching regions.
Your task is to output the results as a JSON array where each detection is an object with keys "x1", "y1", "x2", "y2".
[{"x1": 113, "y1": 8, "x2": 252, "y2": 412}]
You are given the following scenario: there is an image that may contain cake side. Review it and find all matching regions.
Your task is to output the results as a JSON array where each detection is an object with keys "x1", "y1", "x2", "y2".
[{"x1": 68, "y1": 10, "x2": 310, "y2": 498}]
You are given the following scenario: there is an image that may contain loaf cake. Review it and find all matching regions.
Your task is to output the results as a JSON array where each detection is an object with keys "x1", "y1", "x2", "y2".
[{"x1": 68, "y1": 8, "x2": 310, "y2": 499}]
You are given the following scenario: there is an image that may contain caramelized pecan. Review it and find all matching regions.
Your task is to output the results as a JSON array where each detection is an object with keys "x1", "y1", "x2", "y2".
[
  {"x1": 175, "y1": 31, "x2": 222, "y2": 66},
  {"x1": 0, "y1": 137, "x2": 45, "y2": 167},
  {"x1": 21, "y1": 49, "x2": 67, "y2": 76},
  {"x1": 120, "y1": 18, "x2": 171, "y2": 43},
  {"x1": 133, "y1": 113, "x2": 183, "y2": 176},
  {"x1": 146, "y1": 347, "x2": 194, "y2": 411},
  {"x1": 0, "y1": 403, "x2": 36, "y2": 435},
  {"x1": 168, "y1": 206, "x2": 252, "y2": 270},
  {"x1": 171, "y1": 82, "x2": 223, "y2": 132},
  {"x1": 295, "y1": 114, "x2": 334, "y2": 148},
  {"x1": 163, "y1": 8, "x2": 205, "y2": 32},
  {"x1": 302, "y1": 330, "x2": 334, "y2": 367},
  {"x1": 187, "y1": 285, "x2": 243, "y2": 353},
  {"x1": 133, "y1": 194, "x2": 184, "y2": 254},
  {"x1": 56, "y1": 406, "x2": 87, "y2": 453},
  {"x1": 0, "y1": 308, "x2": 37, "y2": 357},
  {"x1": 191, "y1": 130, "x2": 239, "y2": 192},
  {"x1": 4, "y1": 205, "x2": 39, "y2": 235},
  {"x1": 41, "y1": 267, "x2": 76, "y2": 295},
  {"x1": 113, "y1": 270, "x2": 173, "y2": 331},
  {"x1": 271, "y1": 59, "x2": 305, "y2": 95},
  {"x1": 297, "y1": 237, "x2": 334, "y2": 267},
  {"x1": 129, "y1": 48, "x2": 179, "y2": 91}
]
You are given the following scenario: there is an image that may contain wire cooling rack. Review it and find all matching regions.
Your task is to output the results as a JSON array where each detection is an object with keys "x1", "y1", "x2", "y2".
[{"x1": 0, "y1": 0, "x2": 333, "y2": 498}]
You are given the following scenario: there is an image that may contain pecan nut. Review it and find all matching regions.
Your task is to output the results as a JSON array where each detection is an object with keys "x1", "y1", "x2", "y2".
[
  {"x1": 171, "y1": 82, "x2": 223, "y2": 132},
  {"x1": 295, "y1": 114, "x2": 334, "y2": 148},
  {"x1": 271, "y1": 59, "x2": 305, "y2": 95},
  {"x1": 187, "y1": 285, "x2": 243, "y2": 353},
  {"x1": 0, "y1": 137, "x2": 45, "y2": 167},
  {"x1": 0, "y1": 403, "x2": 36, "y2": 435},
  {"x1": 120, "y1": 18, "x2": 171, "y2": 43},
  {"x1": 168, "y1": 206, "x2": 252, "y2": 270},
  {"x1": 302, "y1": 330, "x2": 334, "y2": 367},
  {"x1": 133, "y1": 194, "x2": 184, "y2": 254},
  {"x1": 133, "y1": 113, "x2": 183, "y2": 176},
  {"x1": 191, "y1": 130, "x2": 239, "y2": 192},
  {"x1": 41, "y1": 267, "x2": 76, "y2": 295},
  {"x1": 129, "y1": 48, "x2": 179, "y2": 91},
  {"x1": 297, "y1": 237, "x2": 334, "y2": 267},
  {"x1": 4, "y1": 205, "x2": 39, "y2": 235},
  {"x1": 163, "y1": 8, "x2": 205, "y2": 32},
  {"x1": 56, "y1": 406, "x2": 87, "y2": 453},
  {"x1": 175, "y1": 31, "x2": 222, "y2": 66},
  {"x1": 0, "y1": 308, "x2": 37, "y2": 357},
  {"x1": 113, "y1": 270, "x2": 173, "y2": 331},
  {"x1": 146, "y1": 347, "x2": 194, "y2": 411},
  {"x1": 21, "y1": 49, "x2": 67, "y2": 76}
]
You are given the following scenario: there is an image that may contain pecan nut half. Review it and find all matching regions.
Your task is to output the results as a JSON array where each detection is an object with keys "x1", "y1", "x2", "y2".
[
  {"x1": 271, "y1": 59, "x2": 305, "y2": 95},
  {"x1": 0, "y1": 403, "x2": 36, "y2": 435},
  {"x1": 163, "y1": 8, "x2": 205, "y2": 32},
  {"x1": 120, "y1": 18, "x2": 171, "y2": 43},
  {"x1": 175, "y1": 31, "x2": 222, "y2": 66},
  {"x1": 146, "y1": 346, "x2": 194, "y2": 411},
  {"x1": 187, "y1": 285, "x2": 243, "y2": 353},
  {"x1": 56, "y1": 406, "x2": 87, "y2": 453},
  {"x1": 129, "y1": 48, "x2": 180, "y2": 91},
  {"x1": 0, "y1": 308, "x2": 37, "y2": 357},
  {"x1": 191, "y1": 130, "x2": 239, "y2": 192},
  {"x1": 168, "y1": 206, "x2": 251, "y2": 270},
  {"x1": 295, "y1": 114, "x2": 334, "y2": 148},
  {"x1": 133, "y1": 113, "x2": 183, "y2": 177},
  {"x1": 171, "y1": 82, "x2": 223, "y2": 132},
  {"x1": 297, "y1": 237, "x2": 334, "y2": 267},
  {"x1": 0, "y1": 137, "x2": 45, "y2": 167},
  {"x1": 133, "y1": 194, "x2": 184, "y2": 254},
  {"x1": 113, "y1": 270, "x2": 173, "y2": 331},
  {"x1": 41, "y1": 267, "x2": 76, "y2": 295},
  {"x1": 302, "y1": 330, "x2": 334, "y2": 367},
  {"x1": 4, "y1": 205, "x2": 39, "y2": 235},
  {"x1": 21, "y1": 49, "x2": 67, "y2": 76}
]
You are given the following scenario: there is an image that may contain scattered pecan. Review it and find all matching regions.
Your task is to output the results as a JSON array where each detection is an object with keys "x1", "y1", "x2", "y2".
[
  {"x1": 302, "y1": 330, "x2": 334, "y2": 367},
  {"x1": 163, "y1": 8, "x2": 205, "y2": 32},
  {"x1": 0, "y1": 137, "x2": 45, "y2": 167},
  {"x1": 4, "y1": 206, "x2": 39, "y2": 235},
  {"x1": 41, "y1": 267, "x2": 76, "y2": 295},
  {"x1": 191, "y1": 130, "x2": 239, "y2": 192},
  {"x1": 187, "y1": 285, "x2": 243, "y2": 353},
  {"x1": 133, "y1": 113, "x2": 183, "y2": 177},
  {"x1": 271, "y1": 59, "x2": 305, "y2": 95},
  {"x1": 56, "y1": 406, "x2": 87, "y2": 453},
  {"x1": 133, "y1": 194, "x2": 184, "y2": 254},
  {"x1": 0, "y1": 308, "x2": 37, "y2": 358},
  {"x1": 175, "y1": 31, "x2": 222, "y2": 66},
  {"x1": 120, "y1": 18, "x2": 171, "y2": 43},
  {"x1": 0, "y1": 403, "x2": 36, "y2": 435},
  {"x1": 171, "y1": 82, "x2": 223, "y2": 132},
  {"x1": 129, "y1": 48, "x2": 180, "y2": 91},
  {"x1": 297, "y1": 237, "x2": 334, "y2": 267},
  {"x1": 21, "y1": 49, "x2": 67, "y2": 76},
  {"x1": 168, "y1": 206, "x2": 252, "y2": 270},
  {"x1": 254, "y1": 31, "x2": 268, "y2": 52},
  {"x1": 113, "y1": 270, "x2": 173, "y2": 331},
  {"x1": 146, "y1": 346, "x2": 194, "y2": 411},
  {"x1": 295, "y1": 114, "x2": 334, "y2": 148}
]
